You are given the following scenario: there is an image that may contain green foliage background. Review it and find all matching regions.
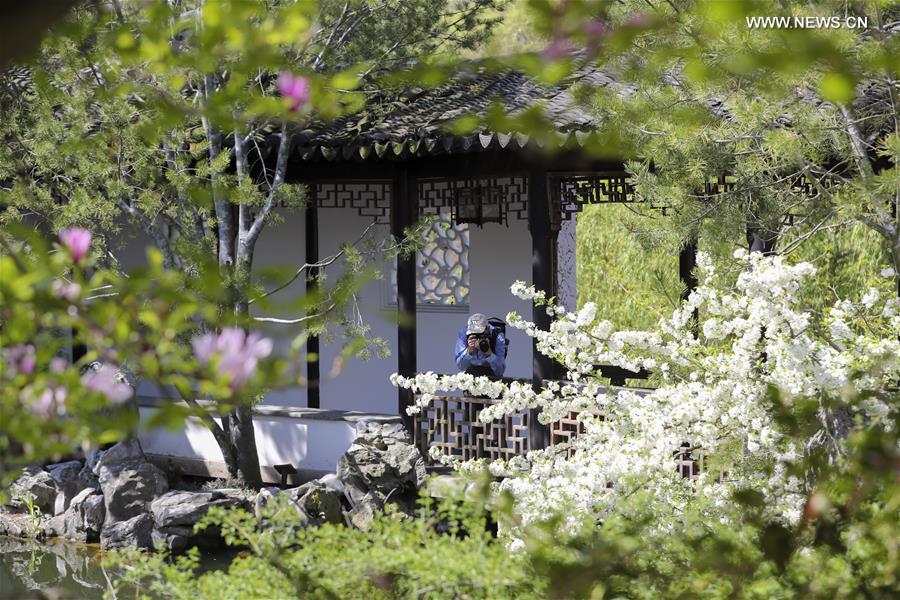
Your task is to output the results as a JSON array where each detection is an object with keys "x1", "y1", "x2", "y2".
[{"x1": 576, "y1": 206, "x2": 895, "y2": 331}]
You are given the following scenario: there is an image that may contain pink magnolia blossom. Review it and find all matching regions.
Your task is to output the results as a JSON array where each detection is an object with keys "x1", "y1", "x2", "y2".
[
  {"x1": 277, "y1": 72, "x2": 311, "y2": 112},
  {"x1": 3, "y1": 344, "x2": 36, "y2": 376},
  {"x1": 28, "y1": 386, "x2": 68, "y2": 418},
  {"x1": 192, "y1": 327, "x2": 273, "y2": 391},
  {"x1": 82, "y1": 364, "x2": 133, "y2": 404},
  {"x1": 59, "y1": 228, "x2": 92, "y2": 263}
]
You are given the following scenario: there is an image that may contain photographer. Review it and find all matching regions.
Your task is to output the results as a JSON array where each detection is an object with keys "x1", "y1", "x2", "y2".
[{"x1": 454, "y1": 313, "x2": 506, "y2": 378}]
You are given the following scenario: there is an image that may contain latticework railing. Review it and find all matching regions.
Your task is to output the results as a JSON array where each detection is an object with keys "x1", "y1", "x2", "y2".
[
  {"x1": 415, "y1": 396, "x2": 725, "y2": 481},
  {"x1": 412, "y1": 395, "x2": 530, "y2": 462}
]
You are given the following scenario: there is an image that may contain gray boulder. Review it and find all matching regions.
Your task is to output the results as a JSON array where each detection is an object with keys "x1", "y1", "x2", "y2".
[
  {"x1": 92, "y1": 438, "x2": 145, "y2": 478},
  {"x1": 254, "y1": 487, "x2": 283, "y2": 519},
  {"x1": 82, "y1": 493, "x2": 106, "y2": 535},
  {"x1": 149, "y1": 489, "x2": 249, "y2": 554},
  {"x1": 57, "y1": 488, "x2": 105, "y2": 543},
  {"x1": 49, "y1": 460, "x2": 96, "y2": 516},
  {"x1": 150, "y1": 489, "x2": 247, "y2": 529},
  {"x1": 10, "y1": 468, "x2": 57, "y2": 513},
  {"x1": 95, "y1": 440, "x2": 168, "y2": 525},
  {"x1": 0, "y1": 513, "x2": 32, "y2": 537},
  {"x1": 100, "y1": 513, "x2": 153, "y2": 551},
  {"x1": 253, "y1": 487, "x2": 310, "y2": 529},
  {"x1": 43, "y1": 513, "x2": 67, "y2": 538},
  {"x1": 152, "y1": 525, "x2": 195, "y2": 553},
  {"x1": 346, "y1": 494, "x2": 380, "y2": 531},
  {"x1": 292, "y1": 481, "x2": 344, "y2": 526},
  {"x1": 337, "y1": 422, "x2": 426, "y2": 520}
]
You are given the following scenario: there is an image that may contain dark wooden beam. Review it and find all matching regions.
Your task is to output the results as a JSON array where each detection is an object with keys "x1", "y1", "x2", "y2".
[
  {"x1": 679, "y1": 238, "x2": 699, "y2": 337},
  {"x1": 393, "y1": 168, "x2": 417, "y2": 430},
  {"x1": 528, "y1": 167, "x2": 554, "y2": 451},
  {"x1": 305, "y1": 186, "x2": 320, "y2": 409},
  {"x1": 289, "y1": 149, "x2": 626, "y2": 183}
]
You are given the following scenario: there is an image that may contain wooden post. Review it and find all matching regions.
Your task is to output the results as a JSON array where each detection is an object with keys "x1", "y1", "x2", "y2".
[
  {"x1": 679, "y1": 238, "x2": 698, "y2": 337},
  {"x1": 528, "y1": 168, "x2": 554, "y2": 450},
  {"x1": 394, "y1": 169, "x2": 417, "y2": 430},
  {"x1": 305, "y1": 185, "x2": 320, "y2": 409}
]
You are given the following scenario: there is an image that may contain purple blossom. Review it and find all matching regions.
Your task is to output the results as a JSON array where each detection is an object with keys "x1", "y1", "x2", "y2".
[
  {"x1": 277, "y1": 72, "x2": 311, "y2": 112},
  {"x1": 28, "y1": 386, "x2": 68, "y2": 418},
  {"x1": 541, "y1": 35, "x2": 577, "y2": 60},
  {"x1": 582, "y1": 19, "x2": 609, "y2": 38},
  {"x1": 3, "y1": 344, "x2": 36, "y2": 376},
  {"x1": 82, "y1": 365, "x2": 133, "y2": 404},
  {"x1": 59, "y1": 228, "x2": 92, "y2": 263},
  {"x1": 50, "y1": 357, "x2": 68, "y2": 374},
  {"x1": 192, "y1": 327, "x2": 273, "y2": 391}
]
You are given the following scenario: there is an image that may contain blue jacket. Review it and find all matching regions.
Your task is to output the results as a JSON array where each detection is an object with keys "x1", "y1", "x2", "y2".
[{"x1": 455, "y1": 325, "x2": 506, "y2": 377}]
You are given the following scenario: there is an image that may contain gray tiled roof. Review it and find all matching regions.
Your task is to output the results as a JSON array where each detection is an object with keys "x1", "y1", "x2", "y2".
[{"x1": 291, "y1": 63, "x2": 619, "y2": 161}]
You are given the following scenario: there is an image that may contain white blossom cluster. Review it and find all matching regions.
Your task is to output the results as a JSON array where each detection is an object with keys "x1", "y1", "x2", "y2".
[{"x1": 392, "y1": 252, "x2": 899, "y2": 539}]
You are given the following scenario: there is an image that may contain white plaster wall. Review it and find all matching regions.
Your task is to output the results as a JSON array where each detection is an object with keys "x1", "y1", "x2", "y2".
[
  {"x1": 100, "y1": 205, "x2": 536, "y2": 416},
  {"x1": 108, "y1": 227, "x2": 161, "y2": 398},
  {"x1": 415, "y1": 310, "x2": 465, "y2": 375},
  {"x1": 316, "y1": 211, "x2": 398, "y2": 413},
  {"x1": 251, "y1": 209, "x2": 308, "y2": 407},
  {"x1": 137, "y1": 407, "x2": 358, "y2": 473}
]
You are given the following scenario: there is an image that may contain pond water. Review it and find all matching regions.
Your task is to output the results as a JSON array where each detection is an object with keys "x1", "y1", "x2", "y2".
[
  {"x1": 0, "y1": 537, "x2": 239, "y2": 598},
  {"x1": 0, "y1": 536, "x2": 110, "y2": 599}
]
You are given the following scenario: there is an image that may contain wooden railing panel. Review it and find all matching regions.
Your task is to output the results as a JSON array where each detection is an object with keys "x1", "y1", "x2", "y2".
[
  {"x1": 415, "y1": 394, "x2": 726, "y2": 482},
  {"x1": 413, "y1": 395, "x2": 530, "y2": 462}
]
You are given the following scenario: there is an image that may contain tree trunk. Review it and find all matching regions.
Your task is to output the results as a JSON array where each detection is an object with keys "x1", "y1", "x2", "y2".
[
  {"x1": 227, "y1": 404, "x2": 262, "y2": 489},
  {"x1": 226, "y1": 276, "x2": 263, "y2": 490}
]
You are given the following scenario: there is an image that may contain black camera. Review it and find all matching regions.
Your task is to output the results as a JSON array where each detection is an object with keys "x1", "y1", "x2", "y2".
[{"x1": 468, "y1": 333, "x2": 491, "y2": 353}]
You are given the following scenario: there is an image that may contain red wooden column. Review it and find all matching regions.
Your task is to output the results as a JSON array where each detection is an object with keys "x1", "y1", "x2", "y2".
[
  {"x1": 393, "y1": 168, "x2": 417, "y2": 430},
  {"x1": 528, "y1": 168, "x2": 554, "y2": 450}
]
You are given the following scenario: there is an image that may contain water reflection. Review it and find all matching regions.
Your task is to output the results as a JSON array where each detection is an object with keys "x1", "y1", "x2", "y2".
[{"x1": 0, "y1": 537, "x2": 108, "y2": 599}]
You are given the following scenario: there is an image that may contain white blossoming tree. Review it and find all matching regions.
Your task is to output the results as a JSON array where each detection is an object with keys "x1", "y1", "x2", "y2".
[{"x1": 393, "y1": 251, "x2": 899, "y2": 538}]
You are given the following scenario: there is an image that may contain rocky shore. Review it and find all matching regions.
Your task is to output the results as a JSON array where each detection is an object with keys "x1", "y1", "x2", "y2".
[{"x1": 1, "y1": 422, "x2": 426, "y2": 552}]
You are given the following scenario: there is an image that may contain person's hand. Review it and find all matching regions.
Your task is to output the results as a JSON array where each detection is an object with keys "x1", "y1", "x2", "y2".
[{"x1": 467, "y1": 337, "x2": 478, "y2": 354}]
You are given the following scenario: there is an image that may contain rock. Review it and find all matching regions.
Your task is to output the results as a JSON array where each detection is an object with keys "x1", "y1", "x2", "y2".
[
  {"x1": 292, "y1": 480, "x2": 344, "y2": 526},
  {"x1": 100, "y1": 513, "x2": 154, "y2": 551},
  {"x1": 68, "y1": 487, "x2": 96, "y2": 509},
  {"x1": 43, "y1": 514, "x2": 67, "y2": 538},
  {"x1": 0, "y1": 512, "x2": 35, "y2": 537},
  {"x1": 62, "y1": 510, "x2": 88, "y2": 543},
  {"x1": 92, "y1": 439, "x2": 145, "y2": 478},
  {"x1": 346, "y1": 495, "x2": 378, "y2": 531},
  {"x1": 150, "y1": 490, "x2": 246, "y2": 529},
  {"x1": 337, "y1": 422, "x2": 426, "y2": 521},
  {"x1": 81, "y1": 494, "x2": 105, "y2": 536},
  {"x1": 254, "y1": 487, "x2": 283, "y2": 519},
  {"x1": 149, "y1": 489, "x2": 249, "y2": 554},
  {"x1": 316, "y1": 473, "x2": 344, "y2": 494},
  {"x1": 10, "y1": 468, "x2": 57, "y2": 513},
  {"x1": 60, "y1": 489, "x2": 105, "y2": 543},
  {"x1": 95, "y1": 440, "x2": 168, "y2": 526},
  {"x1": 46, "y1": 461, "x2": 82, "y2": 488},
  {"x1": 152, "y1": 525, "x2": 194, "y2": 553},
  {"x1": 50, "y1": 459, "x2": 97, "y2": 515}
]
